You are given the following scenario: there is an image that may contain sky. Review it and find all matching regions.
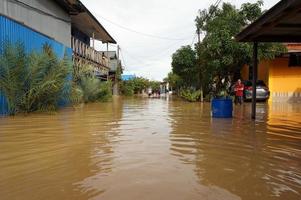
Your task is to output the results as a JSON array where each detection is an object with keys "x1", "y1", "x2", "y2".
[{"x1": 81, "y1": 0, "x2": 280, "y2": 81}]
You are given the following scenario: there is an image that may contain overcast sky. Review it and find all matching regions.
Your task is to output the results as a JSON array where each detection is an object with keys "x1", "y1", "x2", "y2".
[{"x1": 81, "y1": 0, "x2": 279, "y2": 81}]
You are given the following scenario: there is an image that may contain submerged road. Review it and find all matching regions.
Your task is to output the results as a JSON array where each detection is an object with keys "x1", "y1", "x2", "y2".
[{"x1": 0, "y1": 97, "x2": 301, "y2": 200}]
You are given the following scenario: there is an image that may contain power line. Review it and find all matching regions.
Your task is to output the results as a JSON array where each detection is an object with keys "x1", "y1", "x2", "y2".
[
  {"x1": 95, "y1": 13, "x2": 193, "y2": 41},
  {"x1": 190, "y1": 33, "x2": 197, "y2": 46},
  {"x1": 119, "y1": 48, "x2": 127, "y2": 69},
  {"x1": 119, "y1": 37, "x2": 191, "y2": 67}
]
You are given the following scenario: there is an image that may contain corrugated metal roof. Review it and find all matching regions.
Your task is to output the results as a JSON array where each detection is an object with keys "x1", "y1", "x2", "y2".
[{"x1": 55, "y1": 0, "x2": 116, "y2": 44}]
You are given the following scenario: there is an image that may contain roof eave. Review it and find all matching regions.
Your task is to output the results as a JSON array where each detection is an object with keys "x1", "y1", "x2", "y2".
[
  {"x1": 54, "y1": 0, "x2": 116, "y2": 44},
  {"x1": 236, "y1": 0, "x2": 301, "y2": 42}
]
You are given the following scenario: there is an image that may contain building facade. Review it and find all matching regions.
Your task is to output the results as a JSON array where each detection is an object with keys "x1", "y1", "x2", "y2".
[
  {"x1": 0, "y1": 0, "x2": 116, "y2": 115},
  {"x1": 241, "y1": 44, "x2": 301, "y2": 103}
]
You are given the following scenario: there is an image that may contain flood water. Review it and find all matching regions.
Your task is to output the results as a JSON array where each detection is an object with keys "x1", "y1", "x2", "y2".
[{"x1": 0, "y1": 97, "x2": 301, "y2": 200}]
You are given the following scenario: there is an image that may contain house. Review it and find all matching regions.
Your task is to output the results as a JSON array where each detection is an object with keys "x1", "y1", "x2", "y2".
[
  {"x1": 0, "y1": 0, "x2": 116, "y2": 115},
  {"x1": 241, "y1": 43, "x2": 301, "y2": 103},
  {"x1": 99, "y1": 51, "x2": 123, "y2": 80},
  {"x1": 236, "y1": 0, "x2": 301, "y2": 118},
  {"x1": 0, "y1": 0, "x2": 116, "y2": 75},
  {"x1": 99, "y1": 50, "x2": 123, "y2": 94}
]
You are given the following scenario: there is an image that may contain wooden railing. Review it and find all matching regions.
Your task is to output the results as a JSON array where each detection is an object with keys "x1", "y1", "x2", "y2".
[{"x1": 71, "y1": 36, "x2": 108, "y2": 68}]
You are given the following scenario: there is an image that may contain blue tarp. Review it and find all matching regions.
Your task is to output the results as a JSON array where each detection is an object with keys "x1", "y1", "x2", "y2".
[{"x1": 121, "y1": 74, "x2": 136, "y2": 81}]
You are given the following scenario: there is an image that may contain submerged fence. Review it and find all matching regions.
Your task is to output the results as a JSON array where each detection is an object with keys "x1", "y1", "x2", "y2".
[{"x1": 0, "y1": 15, "x2": 73, "y2": 115}]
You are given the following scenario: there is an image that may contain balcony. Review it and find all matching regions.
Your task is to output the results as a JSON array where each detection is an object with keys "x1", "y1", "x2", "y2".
[{"x1": 71, "y1": 36, "x2": 109, "y2": 74}]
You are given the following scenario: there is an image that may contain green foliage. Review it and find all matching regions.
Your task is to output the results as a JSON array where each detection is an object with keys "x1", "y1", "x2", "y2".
[
  {"x1": 80, "y1": 77, "x2": 102, "y2": 103},
  {"x1": 98, "y1": 81, "x2": 112, "y2": 102},
  {"x1": 179, "y1": 89, "x2": 202, "y2": 102},
  {"x1": 120, "y1": 81, "x2": 134, "y2": 96},
  {"x1": 0, "y1": 42, "x2": 27, "y2": 114},
  {"x1": 120, "y1": 77, "x2": 161, "y2": 96},
  {"x1": 170, "y1": 1, "x2": 286, "y2": 98},
  {"x1": 73, "y1": 64, "x2": 112, "y2": 103},
  {"x1": 171, "y1": 46, "x2": 197, "y2": 88},
  {"x1": 164, "y1": 72, "x2": 182, "y2": 92},
  {"x1": 70, "y1": 84, "x2": 83, "y2": 105},
  {"x1": 131, "y1": 77, "x2": 149, "y2": 94},
  {"x1": 195, "y1": 1, "x2": 286, "y2": 97},
  {"x1": 0, "y1": 42, "x2": 71, "y2": 115},
  {"x1": 22, "y1": 45, "x2": 72, "y2": 112},
  {"x1": 149, "y1": 81, "x2": 160, "y2": 92}
]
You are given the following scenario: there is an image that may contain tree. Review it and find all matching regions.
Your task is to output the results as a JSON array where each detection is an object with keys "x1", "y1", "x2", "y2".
[
  {"x1": 194, "y1": 1, "x2": 286, "y2": 96},
  {"x1": 164, "y1": 72, "x2": 181, "y2": 92},
  {"x1": 171, "y1": 45, "x2": 197, "y2": 88}
]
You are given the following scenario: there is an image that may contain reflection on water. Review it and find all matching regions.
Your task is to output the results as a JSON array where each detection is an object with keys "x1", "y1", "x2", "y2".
[{"x1": 0, "y1": 97, "x2": 301, "y2": 200}]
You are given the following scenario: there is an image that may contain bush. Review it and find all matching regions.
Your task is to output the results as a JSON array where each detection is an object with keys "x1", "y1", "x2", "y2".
[
  {"x1": 98, "y1": 81, "x2": 112, "y2": 102},
  {"x1": 120, "y1": 77, "x2": 162, "y2": 96},
  {"x1": 120, "y1": 81, "x2": 134, "y2": 96},
  {"x1": 179, "y1": 89, "x2": 202, "y2": 102},
  {"x1": 0, "y1": 42, "x2": 71, "y2": 115},
  {"x1": 73, "y1": 64, "x2": 112, "y2": 103},
  {"x1": 0, "y1": 42, "x2": 113, "y2": 115}
]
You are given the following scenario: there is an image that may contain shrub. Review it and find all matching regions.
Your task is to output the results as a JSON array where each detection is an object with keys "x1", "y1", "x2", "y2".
[
  {"x1": 21, "y1": 44, "x2": 71, "y2": 112},
  {"x1": 98, "y1": 81, "x2": 112, "y2": 102},
  {"x1": 0, "y1": 42, "x2": 27, "y2": 114},
  {"x1": 73, "y1": 64, "x2": 112, "y2": 103},
  {"x1": 179, "y1": 89, "x2": 201, "y2": 102},
  {"x1": 120, "y1": 81, "x2": 134, "y2": 96},
  {"x1": 0, "y1": 42, "x2": 71, "y2": 115}
]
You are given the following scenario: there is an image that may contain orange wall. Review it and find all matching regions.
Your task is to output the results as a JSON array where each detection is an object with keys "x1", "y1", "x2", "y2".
[
  {"x1": 241, "y1": 61, "x2": 269, "y2": 84},
  {"x1": 269, "y1": 57, "x2": 301, "y2": 92},
  {"x1": 240, "y1": 58, "x2": 301, "y2": 102},
  {"x1": 258, "y1": 60, "x2": 269, "y2": 85}
]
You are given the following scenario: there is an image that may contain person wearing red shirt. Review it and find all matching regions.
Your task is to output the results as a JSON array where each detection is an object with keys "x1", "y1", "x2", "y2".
[{"x1": 234, "y1": 79, "x2": 244, "y2": 105}]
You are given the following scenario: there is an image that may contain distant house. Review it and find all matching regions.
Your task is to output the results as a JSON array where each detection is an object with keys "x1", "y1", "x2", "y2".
[
  {"x1": 241, "y1": 44, "x2": 301, "y2": 102},
  {"x1": 99, "y1": 51, "x2": 123, "y2": 80}
]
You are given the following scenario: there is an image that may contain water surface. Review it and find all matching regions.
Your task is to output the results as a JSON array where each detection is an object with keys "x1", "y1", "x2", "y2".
[{"x1": 0, "y1": 97, "x2": 301, "y2": 200}]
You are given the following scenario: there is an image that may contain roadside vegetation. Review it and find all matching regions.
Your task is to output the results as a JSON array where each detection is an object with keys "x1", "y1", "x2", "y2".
[
  {"x1": 0, "y1": 41, "x2": 112, "y2": 115},
  {"x1": 72, "y1": 64, "x2": 112, "y2": 104},
  {"x1": 166, "y1": 0, "x2": 286, "y2": 102},
  {"x1": 120, "y1": 77, "x2": 161, "y2": 96},
  {"x1": 0, "y1": 42, "x2": 71, "y2": 115}
]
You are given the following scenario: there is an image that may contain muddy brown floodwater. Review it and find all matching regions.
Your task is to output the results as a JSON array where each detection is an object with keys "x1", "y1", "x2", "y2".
[{"x1": 0, "y1": 97, "x2": 301, "y2": 200}]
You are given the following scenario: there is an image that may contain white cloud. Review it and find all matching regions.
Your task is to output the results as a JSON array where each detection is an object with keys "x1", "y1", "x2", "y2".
[{"x1": 82, "y1": 0, "x2": 279, "y2": 81}]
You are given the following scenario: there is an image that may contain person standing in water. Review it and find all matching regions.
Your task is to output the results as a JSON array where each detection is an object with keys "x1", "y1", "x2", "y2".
[{"x1": 234, "y1": 79, "x2": 244, "y2": 105}]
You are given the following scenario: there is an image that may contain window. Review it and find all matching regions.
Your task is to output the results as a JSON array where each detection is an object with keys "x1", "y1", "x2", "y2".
[{"x1": 289, "y1": 53, "x2": 301, "y2": 67}]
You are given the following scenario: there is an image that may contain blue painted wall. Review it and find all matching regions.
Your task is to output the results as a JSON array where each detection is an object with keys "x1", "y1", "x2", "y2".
[
  {"x1": 0, "y1": 91, "x2": 8, "y2": 116},
  {"x1": 0, "y1": 15, "x2": 73, "y2": 115}
]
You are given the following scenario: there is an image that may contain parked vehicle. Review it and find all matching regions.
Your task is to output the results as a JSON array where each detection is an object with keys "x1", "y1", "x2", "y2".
[
  {"x1": 230, "y1": 80, "x2": 270, "y2": 101},
  {"x1": 244, "y1": 80, "x2": 270, "y2": 101}
]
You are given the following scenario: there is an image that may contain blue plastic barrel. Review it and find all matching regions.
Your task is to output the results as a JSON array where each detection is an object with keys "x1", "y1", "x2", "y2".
[{"x1": 211, "y1": 98, "x2": 233, "y2": 118}]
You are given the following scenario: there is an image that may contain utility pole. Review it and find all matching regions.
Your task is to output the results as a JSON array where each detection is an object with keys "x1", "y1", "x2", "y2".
[
  {"x1": 252, "y1": 42, "x2": 258, "y2": 119},
  {"x1": 113, "y1": 45, "x2": 120, "y2": 96},
  {"x1": 197, "y1": 28, "x2": 204, "y2": 102},
  {"x1": 106, "y1": 42, "x2": 109, "y2": 81},
  {"x1": 117, "y1": 45, "x2": 120, "y2": 60}
]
